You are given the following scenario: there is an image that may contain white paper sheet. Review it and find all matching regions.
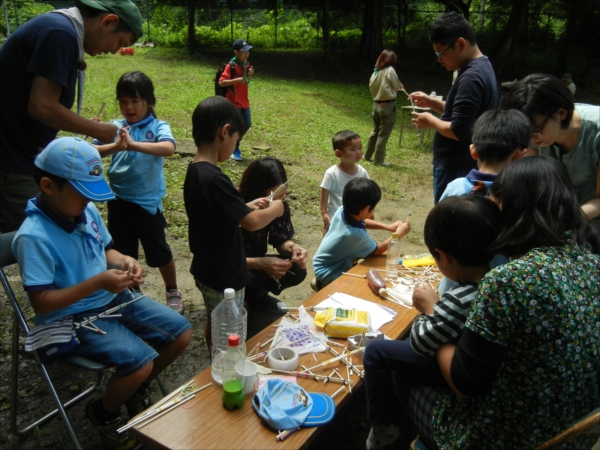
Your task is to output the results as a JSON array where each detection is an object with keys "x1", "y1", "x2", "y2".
[{"x1": 315, "y1": 292, "x2": 397, "y2": 332}]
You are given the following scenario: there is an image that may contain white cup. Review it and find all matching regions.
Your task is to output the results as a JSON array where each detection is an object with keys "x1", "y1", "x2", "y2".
[{"x1": 235, "y1": 360, "x2": 258, "y2": 395}]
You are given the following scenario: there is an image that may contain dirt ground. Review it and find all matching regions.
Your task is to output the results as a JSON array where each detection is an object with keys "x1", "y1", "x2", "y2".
[{"x1": 0, "y1": 137, "x2": 433, "y2": 449}]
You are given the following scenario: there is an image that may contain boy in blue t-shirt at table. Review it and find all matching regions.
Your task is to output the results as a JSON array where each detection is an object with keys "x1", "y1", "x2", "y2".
[
  {"x1": 12, "y1": 137, "x2": 192, "y2": 449},
  {"x1": 183, "y1": 96, "x2": 284, "y2": 352},
  {"x1": 437, "y1": 108, "x2": 530, "y2": 294},
  {"x1": 313, "y1": 178, "x2": 409, "y2": 289}
]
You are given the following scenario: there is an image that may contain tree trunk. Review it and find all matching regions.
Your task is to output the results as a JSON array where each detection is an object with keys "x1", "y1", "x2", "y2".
[
  {"x1": 450, "y1": 0, "x2": 473, "y2": 20},
  {"x1": 321, "y1": 0, "x2": 331, "y2": 62},
  {"x1": 488, "y1": 0, "x2": 530, "y2": 68},
  {"x1": 187, "y1": 0, "x2": 195, "y2": 52},
  {"x1": 359, "y1": 0, "x2": 384, "y2": 63},
  {"x1": 556, "y1": 0, "x2": 580, "y2": 73}
]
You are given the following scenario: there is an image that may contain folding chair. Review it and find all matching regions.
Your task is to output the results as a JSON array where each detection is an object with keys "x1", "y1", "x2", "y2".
[
  {"x1": 0, "y1": 231, "x2": 168, "y2": 449},
  {"x1": 536, "y1": 407, "x2": 600, "y2": 450},
  {"x1": 408, "y1": 407, "x2": 600, "y2": 450}
]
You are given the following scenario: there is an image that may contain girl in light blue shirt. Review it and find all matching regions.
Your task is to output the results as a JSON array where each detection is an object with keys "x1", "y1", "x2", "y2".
[{"x1": 94, "y1": 71, "x2": 184, "y2": 313}]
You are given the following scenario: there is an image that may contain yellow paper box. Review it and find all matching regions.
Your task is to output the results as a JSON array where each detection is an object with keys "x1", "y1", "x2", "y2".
[{"x1": 314, "y1": 308, "x2": 370, "y2": 338}]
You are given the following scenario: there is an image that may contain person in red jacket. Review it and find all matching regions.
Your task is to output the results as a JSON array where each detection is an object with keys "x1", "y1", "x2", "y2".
[{"x1": 218, "y1": 39, "x2": 254, "y2": 161}]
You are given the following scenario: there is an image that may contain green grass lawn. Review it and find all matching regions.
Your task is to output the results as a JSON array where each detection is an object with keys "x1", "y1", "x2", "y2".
[{"x1": 81, "y1": 47, "x2": 435, "y2": 239}]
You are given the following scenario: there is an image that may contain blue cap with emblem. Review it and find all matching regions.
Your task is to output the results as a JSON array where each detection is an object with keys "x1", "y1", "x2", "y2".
[
  {"x1": 34, "y1": 137, "x2": 115, "y2": 202},
  {"x1": 252, "y1": 378, "x2": 335, "y2": 431}
]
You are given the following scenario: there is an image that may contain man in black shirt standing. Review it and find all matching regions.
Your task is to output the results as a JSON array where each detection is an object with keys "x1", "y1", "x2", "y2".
[{"x1": 409, "y1": 12, "x2": 498, "y2": 204}]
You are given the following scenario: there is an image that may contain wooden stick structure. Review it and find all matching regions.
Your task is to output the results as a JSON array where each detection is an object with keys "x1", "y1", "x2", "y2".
[
  {"x1": 118, "y1": 382, "x2": 212, "y2": 433},
  {"x1": 301, "y1": 346, "x2": 364, "y2": 373},
  {"x1": 268, "y1": 368, "x2": 353, "y2": 385},
  {"x1": 269, "y1": 168, "x2": 301, "y2": 201},
  {"x1": 74, "y1": 290, "x2": 146, "y2": 333}
]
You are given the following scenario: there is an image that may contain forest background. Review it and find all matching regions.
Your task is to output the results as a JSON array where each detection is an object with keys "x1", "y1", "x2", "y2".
[{"x1": 2, "y1": 0, "x2": 600, "y2": 90}]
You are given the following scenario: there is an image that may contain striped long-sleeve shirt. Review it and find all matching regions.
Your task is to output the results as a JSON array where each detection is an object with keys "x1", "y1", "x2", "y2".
[{"x1": 410, "y1": 283, "x2": 478, "y2": 357}]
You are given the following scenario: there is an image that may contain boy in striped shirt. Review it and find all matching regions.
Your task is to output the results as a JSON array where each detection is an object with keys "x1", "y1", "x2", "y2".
[{"x1": 363, "y1": 195, "x2": 500, "y2": 450}]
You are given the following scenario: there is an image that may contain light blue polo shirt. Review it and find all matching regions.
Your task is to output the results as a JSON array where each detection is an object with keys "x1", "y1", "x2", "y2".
[
  {"x1": 312, "y1": 207, "x2": 377, "y2": 285},
  {"x1": 13, "y1": 197, "x2": 116, "y2": 325},
  {"x1": 103, "y1": 115, "x2": 176, "y2": 214}
]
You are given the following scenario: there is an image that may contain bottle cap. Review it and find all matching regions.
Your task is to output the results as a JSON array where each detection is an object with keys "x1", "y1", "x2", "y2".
[
  {"x1": 228, "y1": 334, "x2": 240, "y2": 346},
  {"x1": 224, "y1": 288, "x2": 235, "y2": 299},
  {"x1": 391, "y1": 232, "x2": 399, "y2": 239}
]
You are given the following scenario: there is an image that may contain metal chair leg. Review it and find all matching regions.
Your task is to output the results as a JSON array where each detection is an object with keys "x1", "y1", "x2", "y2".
[
  {"x1": 156, "y1": 375, "x2": 168, "y2": 396},
  {"x1": 9, "y1": 316, "x2": 85, "y2": 450}
]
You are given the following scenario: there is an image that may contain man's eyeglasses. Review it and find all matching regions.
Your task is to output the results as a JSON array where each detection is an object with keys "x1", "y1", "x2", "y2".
[
  {"x1": 435, "y1": 39, "x2": 457, "y2": 58},
  {"x1": 531, "y1": 115, "x2": 552, "y2": 137}
]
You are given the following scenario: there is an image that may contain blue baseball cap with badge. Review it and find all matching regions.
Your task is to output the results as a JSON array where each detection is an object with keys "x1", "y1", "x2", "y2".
[
  {"x1": 232, "y1": 39, "x2": 253, "y2": 52},
  {"x1": 252, "y1": 379, "x2": 335, "y2": 431},
  {"x1": 35, "y1": 137, "x2": 115, "y2": 202}
]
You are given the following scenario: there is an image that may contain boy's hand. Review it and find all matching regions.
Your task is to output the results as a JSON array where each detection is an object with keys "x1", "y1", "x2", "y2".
[
  {"x1": 260, "y1": 257, "x2": 292, "y2": 278},
  {"x1": 395, "y1": 220, "x2": 410, "y2": 238},
  {"x1": 412, "y1": 285, "x2": 439, "y2": 315},
  {"x1": 121, "y1": 258, "x2": 144, "y2": 288},
  {"x1": 322, "y1": 213, "x2": 331, "y2": 230},
  {"x1": 248, "y1": 197, "x2": 270, "y2": 210},
  {"x1": 384, "y1": 220, "x2": 403, "y2": 232},
  {"x1": 290, "y1": 244, "x2": 308, "y2": 269},
  {"x1": 270, "y1": 199, "x2": 285, "y2": 217},
  {"x1": 102, "y1": 269, "x2": 137, "y2": 293},
  {"x1": 247, "y1": 65, "x2": 254, "y2": 76}
]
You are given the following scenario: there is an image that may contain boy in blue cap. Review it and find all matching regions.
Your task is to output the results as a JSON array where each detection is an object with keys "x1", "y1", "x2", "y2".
[
  {"x1": 12, "y1": 137, "x2": 192, "y2": 450},
  {"x1": 218, "y1": 38, "x2": 255, "y2": 161}
]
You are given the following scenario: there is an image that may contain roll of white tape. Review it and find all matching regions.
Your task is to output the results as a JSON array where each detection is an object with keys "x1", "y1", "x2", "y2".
[{"x1": 267, "y1": 347, "x2": 299, "y2": 371}]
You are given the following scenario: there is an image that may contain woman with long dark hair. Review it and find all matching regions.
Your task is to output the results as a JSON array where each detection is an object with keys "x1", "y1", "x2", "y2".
[{"x1": 384, "y1": 157, "x2": 600, "y2": 449}]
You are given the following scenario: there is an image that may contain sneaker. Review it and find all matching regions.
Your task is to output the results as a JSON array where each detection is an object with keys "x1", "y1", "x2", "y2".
[
  {"x1": 166, "y1": 288, "x2": 184, "y2": 313},
  {"x1": 366, "y1": 423, "x2": 400, "y2": 450},
  {"x1": 125, "y1": 388, "x2": 153, "y2": 420},
  {"x1": 230, "y1": 148, "x2": 243, "y2": 161},
  {"x1": 374, "y1": 161, "x2": 390, "y2": 167},
  {"x1": 85, "y1": 399, "x2": 138, "y2": 450}
]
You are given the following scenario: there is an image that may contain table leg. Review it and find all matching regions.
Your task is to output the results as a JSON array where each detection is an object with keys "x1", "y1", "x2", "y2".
[{"x1": 398, "y1": 108, "x2": 406, "y2": 147}]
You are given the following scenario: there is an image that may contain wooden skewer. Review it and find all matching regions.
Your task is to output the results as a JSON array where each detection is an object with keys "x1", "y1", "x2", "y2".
[{"x1": 341, "y1": 272, "x2": 366, "y2": 279}]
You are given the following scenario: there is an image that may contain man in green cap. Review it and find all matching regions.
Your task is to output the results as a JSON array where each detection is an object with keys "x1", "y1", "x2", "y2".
[{"x1": 0, "y1": 1, "x2": 143, "y2": 234}]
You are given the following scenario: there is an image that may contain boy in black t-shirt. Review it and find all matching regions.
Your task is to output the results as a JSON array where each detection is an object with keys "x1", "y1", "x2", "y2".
[{"x1": 183, "y1": 96, "x2": 284, "y2": 352}]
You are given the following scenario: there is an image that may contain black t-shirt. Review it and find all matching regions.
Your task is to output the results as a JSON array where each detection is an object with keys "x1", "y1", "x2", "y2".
[
  {"x1": 183, "y1": 162, "x2": 252, "y2": 291},
  {"x1": 0, "y1": 13, "x2": 79, "y2": 174},
  {"x1": 241, "y1": 204, "x2": 294, "y2": 258},
  {"x1": 432, "y1": 56, "x2": 498, "y2": 170}
]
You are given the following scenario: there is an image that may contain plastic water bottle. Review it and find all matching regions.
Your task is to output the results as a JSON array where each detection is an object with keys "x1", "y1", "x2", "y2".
[
  {"x1": 211, "y1": 288, "x2": 247, "y2": 384},
  {"x1": 386, "y1": 233, "x2": 400, "y2": 278}
]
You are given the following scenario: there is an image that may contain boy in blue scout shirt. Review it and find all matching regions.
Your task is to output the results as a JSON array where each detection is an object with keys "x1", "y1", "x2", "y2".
[
  {"x1": 12, "y1": 137, "x2": 191, "y2": 450},
  {"x1": 312, "y1": 178, "x2": 409, "y2": 288}
]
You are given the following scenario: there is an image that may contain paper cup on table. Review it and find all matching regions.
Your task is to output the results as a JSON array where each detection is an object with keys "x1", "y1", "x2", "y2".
[{"x1": 235, "y1": 360, "x2": 258, "y2": 395}]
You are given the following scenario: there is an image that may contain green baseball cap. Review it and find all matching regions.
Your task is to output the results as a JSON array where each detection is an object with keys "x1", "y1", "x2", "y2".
[{"x1": 75, "y1": 0, "x2": 143, "y2": 38}]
